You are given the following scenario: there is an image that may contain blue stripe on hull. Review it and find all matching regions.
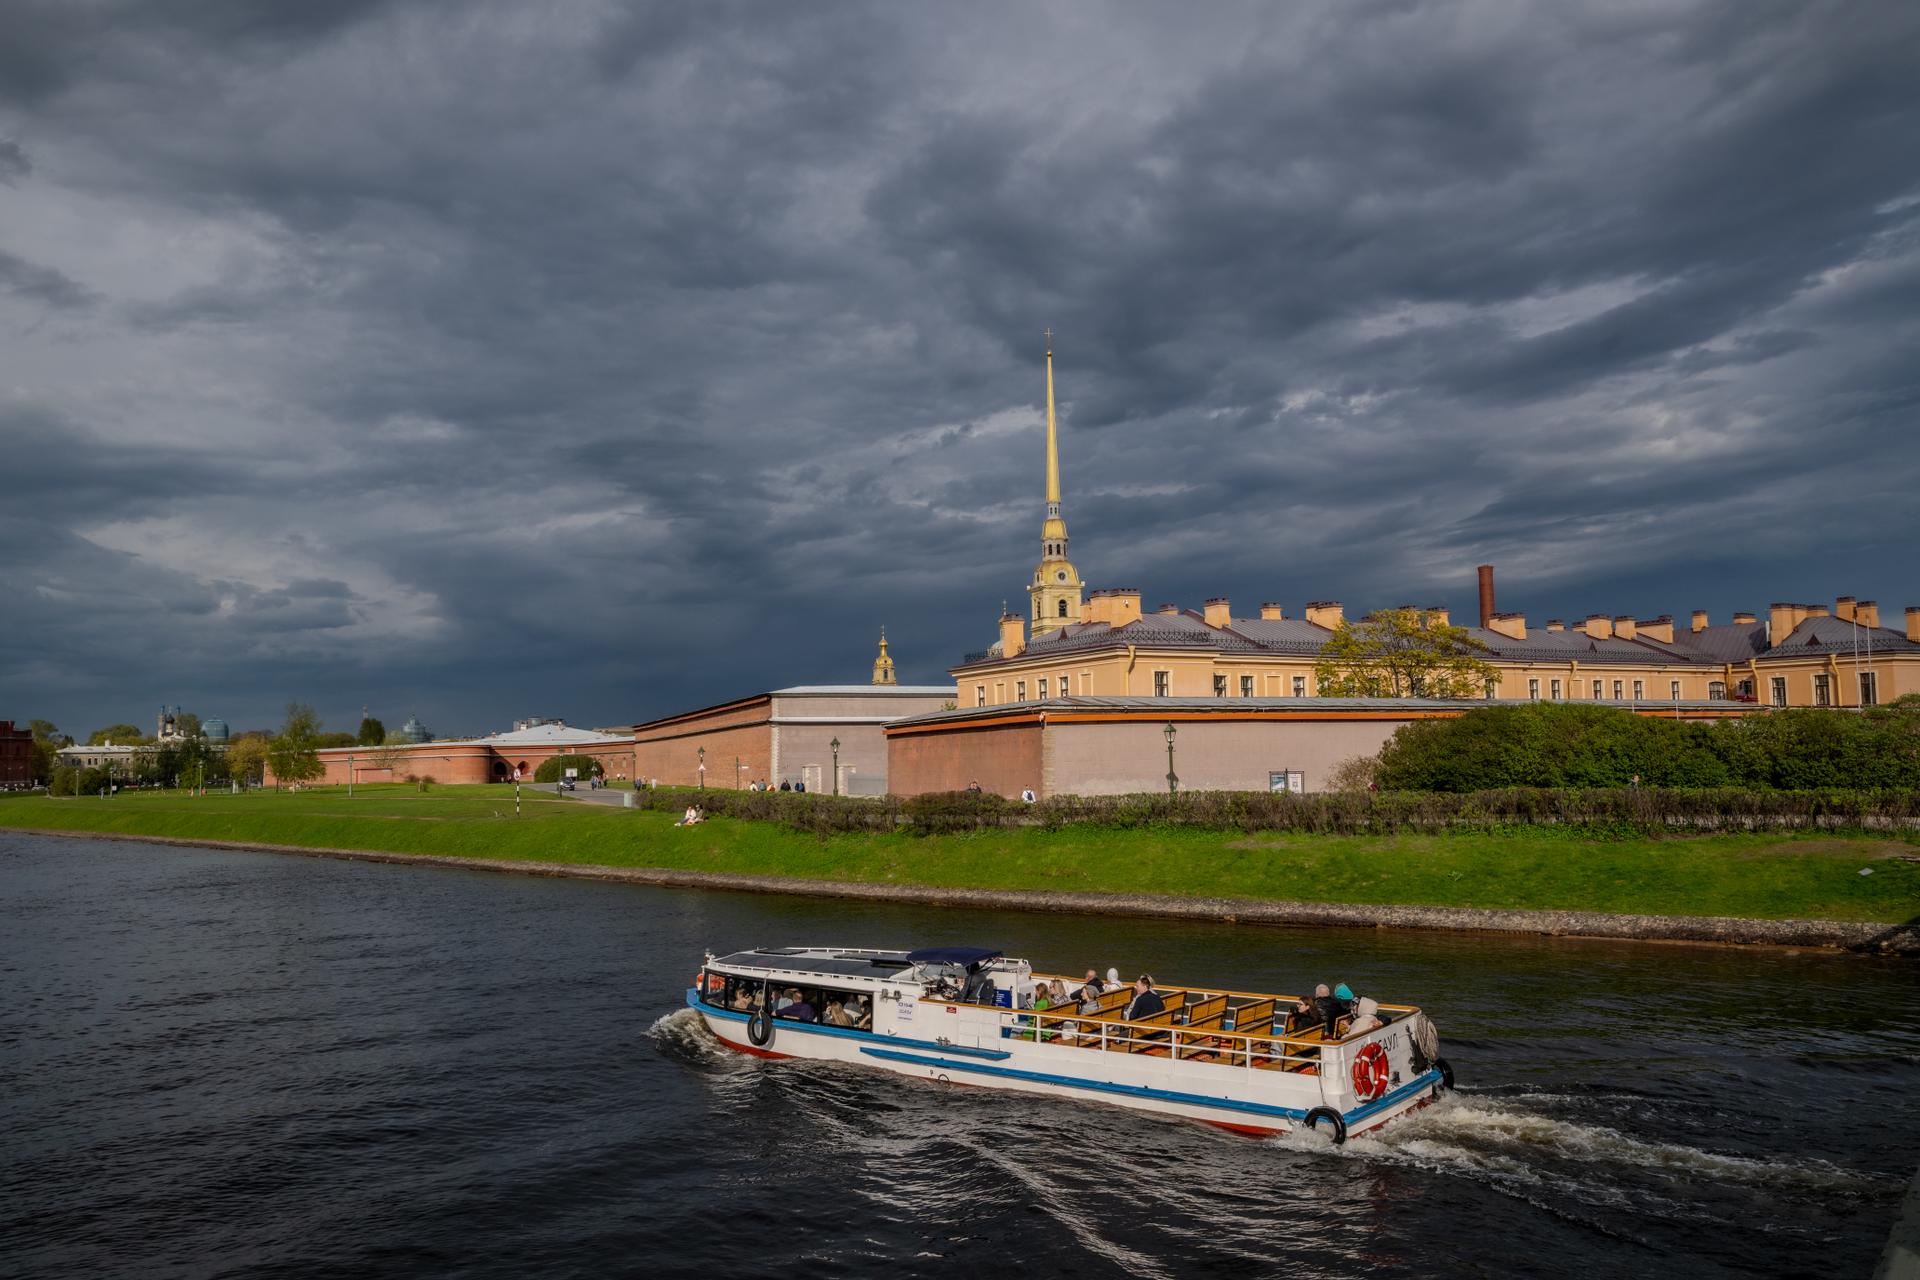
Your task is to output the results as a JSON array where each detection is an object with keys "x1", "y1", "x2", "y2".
[{"x1": 687, "y1": 988, "x2": 1443, "y2": 1130}]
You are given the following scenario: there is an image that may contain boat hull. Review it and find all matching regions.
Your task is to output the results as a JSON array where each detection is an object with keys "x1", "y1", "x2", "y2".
[{"x1": 689, "y1": 989, "x2": 1444, "y2": 1140}]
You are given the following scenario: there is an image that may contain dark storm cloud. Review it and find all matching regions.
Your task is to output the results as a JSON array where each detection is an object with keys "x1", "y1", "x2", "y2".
[{"x1": 1, "y1": 0, "x2": 1916, "y2": 736}]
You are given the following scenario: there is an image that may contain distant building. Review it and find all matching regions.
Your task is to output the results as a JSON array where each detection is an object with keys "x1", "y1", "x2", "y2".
[
  {"x1": 886, "y1": 696, "x2": 1757, "y2": 800},
  {"x1": 962, "y1": 343, "x2": 1920, "y2": 711},
  {"x1": 0, "y1": 721, "x2": 31, "y2": 787},
  {"x1": 56, "y1": 742, "x2": 144, "y2": 771},
  {"x1": 399, "y1": 716, "x2": 431, "y2": 743},
  {"x1": 270, "y1": 722, "x2": 635, "y2": 786},
  {"x1": 631, "y1": 685, "x2": 956, "y2": 795}
]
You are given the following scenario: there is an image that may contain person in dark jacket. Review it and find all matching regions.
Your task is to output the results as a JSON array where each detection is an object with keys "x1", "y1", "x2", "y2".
[
  {"x1": 1124, "y1": 975, "x2": 1165, "y2": 1022},
  {"x1": 777, "y1": 988, "x2": 816, "y2": 1021}
]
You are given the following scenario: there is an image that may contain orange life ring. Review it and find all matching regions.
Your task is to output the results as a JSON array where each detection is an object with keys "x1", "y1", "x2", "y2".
[{"x1": 1351, "y1": 1042, "x2": 1391, "y2": 1101}]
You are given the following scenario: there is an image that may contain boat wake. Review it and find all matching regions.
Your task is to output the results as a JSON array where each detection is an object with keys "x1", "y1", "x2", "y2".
[
  {"x1": 647, "y1": 1006, "x2": 736, "y2": 1067},
  {"x1": 1334, "y1": 1093, "x2": 1880, "y2": 1192}
]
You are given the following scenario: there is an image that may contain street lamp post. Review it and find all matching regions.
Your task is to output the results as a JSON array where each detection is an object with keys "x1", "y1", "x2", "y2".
[
  {"x1": 697, "y1": 746, "x2": 705, "y2": 790},
  {"x1": 735, "y1": 756, "x2": 743, "y2": 789},
  {"x1": 1163, "y1": 722, "x2": 1179, "y2": 797},
  {"x1": 830, "y1": 737, "x2": 841, "y2": 796},
  {"x1": 347, "y1": 753, "x2": 355, "y2": 798}
]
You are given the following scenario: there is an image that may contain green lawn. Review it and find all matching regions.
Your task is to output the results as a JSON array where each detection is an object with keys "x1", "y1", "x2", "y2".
[{"x1": 3, "y1": 784, "x2": 1917, "y2": 923}]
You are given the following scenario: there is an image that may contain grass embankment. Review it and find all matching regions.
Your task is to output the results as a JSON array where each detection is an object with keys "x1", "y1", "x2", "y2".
[{"x1": 3, "y1": 785, "x2": 1917, "y2": 924}]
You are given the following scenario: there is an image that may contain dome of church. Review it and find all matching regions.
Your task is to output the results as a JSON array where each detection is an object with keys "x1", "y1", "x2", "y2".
[
  {"x1": 401, "y1": 716, "x2": 430, "y2": 743},
  {"x1": 202, "y1": 718, "x2": 230, "y2": 742}
]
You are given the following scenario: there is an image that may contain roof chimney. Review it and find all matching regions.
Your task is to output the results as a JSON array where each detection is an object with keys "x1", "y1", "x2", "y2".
[
  {"x1": 1614, "y1": 616, "x2": 1637, "y2": 641},
  {"x1": 1691, "y1": 610, "x2": 1709, "y2": 633},
  {"x1": 1426, "y1": 605, "x2": 1450, "y2": 628},
  {"x1": 1835, "y1": 596, "x2": 1856, "y2": 623},
  {"x1": 1259, "y1": 602, "x2": 1284, "y2": 621},
  {"x1": 1584, "y1": 614, "x2": 1613, "y2": 640},
  {"x1": 999, "y1": 611, "x2": 1025, "y2": 660},
  {"x1": 1203, "y1": 597, "x2": 1232, "y2": 628},
  {"x1": 1486, "y1": 612, "x2": 1527, "y2": 641},
  {"x1": 1157, "y1": 603, "x2": 1180, "y2": 616},
  {"x1": 1769, "y1": 602, "x2": 1797, "y2": 647},
  {"x1": 1641, "y1": 615, "x2": 1674, "y2": 643},
  {"x1": 1102, "y1": 589, "x2": 1142, "y2": 627},
  {"x1": 1805, "y1": 603, "x2": 1829, "y2": 619},
  {"x1": 1478, "y1": 564, "x2": 1496, "y2": 627},
  {"x1": 1305, "y1": 601, "x2": 1344, "y2": 629},
  {"x1": 1732, "y1": 611, "x2": 1757, "y2": 625},
  {"x1": 1906, "y1": 606, "x2": 1920, "y2": 643},
  {"x1": 1545, "y1": 619, "x2": 1564, "y2": 633},
  {"x1": 1858, "y1": 600, "x2": 1880, "y2": 629}
]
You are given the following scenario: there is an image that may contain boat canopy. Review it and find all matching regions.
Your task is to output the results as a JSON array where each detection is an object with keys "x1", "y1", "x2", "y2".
[{"x1": 905, "y1": 946, "x2": 1001, "y2": 968}]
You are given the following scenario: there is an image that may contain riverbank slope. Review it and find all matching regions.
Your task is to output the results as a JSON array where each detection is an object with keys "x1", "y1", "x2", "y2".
[{"x1": 5, "y1": 787, "x2": 1916, "y2": 940}]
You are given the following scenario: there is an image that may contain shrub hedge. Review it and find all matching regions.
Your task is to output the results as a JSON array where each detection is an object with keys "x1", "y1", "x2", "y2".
[
  {"x1": 535, "y1": 754, "x2": 607, "y2": 783},
  {"x1": 1375, "y1": 696, "x2": 1920, "y2": 791},
  {"x1": 632, "y1": 783, "x2": 1920, "y2": 837}
]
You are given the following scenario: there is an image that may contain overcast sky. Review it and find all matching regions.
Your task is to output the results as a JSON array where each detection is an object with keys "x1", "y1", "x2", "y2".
[{"x1": 3, "y1": 0, "x2": 1917, "y2": 738}]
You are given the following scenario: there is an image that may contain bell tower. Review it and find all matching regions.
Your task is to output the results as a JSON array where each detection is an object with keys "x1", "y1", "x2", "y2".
[
  {"x1": 1029, "y1": 331, "x2": 1083, "y2": 636},
  {"x1": 870, "y1": 628, "x2": 897, "y2": 685}
]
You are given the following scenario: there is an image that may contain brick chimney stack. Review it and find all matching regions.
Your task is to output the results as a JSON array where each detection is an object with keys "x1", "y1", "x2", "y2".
[
  {"x1": 1478, "y1": 564, "x2": 1496, "y2": 627},
  {"x1": 1691, "y1": 610, "x2": 1709, "y2": 633},
  {"x1": 1259, "y1": 602, "x2": 1285, "y2": 620},
  {"x1": 1203, "y1": 598, "x2": 1232, "y2": 628},
  {"x1": 1858, "y1": 601, "x2": 1881, "y2": 629},
  {"x1": 1835, "y1": 596, "x2": 1857, "y2": 622},
  {"x1": 998, "y1": 611, "x2": 1025, "y2": 660},
  {"x1": 1906, "y1": 606, "x2": 1920, "y2": 643},
  {"x1": 1305, "y1": 601, "x2": 1345, "y2": 629}
]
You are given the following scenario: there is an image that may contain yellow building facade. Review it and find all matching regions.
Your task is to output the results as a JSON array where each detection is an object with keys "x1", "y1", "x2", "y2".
[{"x1": 961, "y1": 351, "x2": 1920, "y2": 709}]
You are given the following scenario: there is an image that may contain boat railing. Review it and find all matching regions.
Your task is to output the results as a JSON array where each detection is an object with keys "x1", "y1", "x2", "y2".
[{"x1": 996, "y1": 1005, "x2": 1345, "y2": 1073}]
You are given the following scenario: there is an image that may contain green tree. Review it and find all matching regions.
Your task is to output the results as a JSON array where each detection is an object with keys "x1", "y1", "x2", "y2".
[
  {"x1": 267, "y1": 703, "x2": 325, "y2": 785},
  {"x1": 1313, "y1": 608, "x2": 1498, "y2": 699},
  {"x1": 356, "y1": 716, "x2": 387, "y2": 746},
  {"x1": 26, "y1": 720, "x2": 68, "y2": 785},
  {"x1": 315, "y1": 732, "x2": 359, "y2": 749},
  {"x1": 534, "y1": 754, "x2": 606, "y2": 783},
  {"x1": 174, "y1": 711, "x2": 203, "y2": 739},
  {"x1": 226, "y1": 735, "x2": 270, "y2": 786},
  {"x1": 87, "y1": 723, "x2": 146, "y2": 746}
]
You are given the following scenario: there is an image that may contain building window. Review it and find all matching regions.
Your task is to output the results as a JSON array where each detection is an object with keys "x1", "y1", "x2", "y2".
[
  {"x1": 1059, "y1": 674, "x2": 1070, "y2": 696},
  {"x1": 1057, "y1": 599, "x2": 1068, "y2": 618},
  {"x1": 1240, "y1": 675, "x2": 1255, "y2": 697},
  {"x1": 975, "y1": 685, "x2": 986, "y2": 707},
  {"x1": 1154, "y1": 671, "x2": 1170, "y2": 697},
  {"x1": 1612, "y1": 680, "x2": 1624, "y2": 701},
  {"x1": 1632, "y1": 680, "x2": 1644, "y2": 701},
  {"x1": 1860, "y1": 672, "x2": 1878, "y2": 706},
  {"x1": 1813, "y1": 674, "x2": 1831, "y2": 706},
  {"x1": 1670, "y1": 680, "x2": 1681, "y2": 700},
  {"x1": 1592, "y1": 679, "x2": 1604, "y2": 700},
  {"x1": 1770, "y1": 676, "x2": 1787, "y2": 706},
  {"x1": 1709, "y1": 680, "x2": 1725, "y2": 700},
  {"x1": 1016, "y1": 680, "x2": 1027, "y2": 701},
  {"x1": 1525, "y1": 678, "x2": 1538, "y2": 699},
  {"x1": 1292, "y1": 676, "x2": 1307, "y2": 697},
  {"x1": 1213, "y1": 673, "x2": 1228, "y2": 697},
  {"x1": 1037, "y1": 677, "x2": 1048, "y2": 699},
  {"x1": 1737, "y1": 678, "x2": 1754, "y2": 699},
  {"x1": 1550, "y1": 679, "x2": 1563, "y2": 699}
]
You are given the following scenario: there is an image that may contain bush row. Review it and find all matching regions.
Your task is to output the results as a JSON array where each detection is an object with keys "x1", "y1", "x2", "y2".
[
  {"x1": 1376, "y1": 697, "x2": 1920, "y2": 791},
  {"x1": 635, "y1": 783, "x2": 1920, "y2": 836}
]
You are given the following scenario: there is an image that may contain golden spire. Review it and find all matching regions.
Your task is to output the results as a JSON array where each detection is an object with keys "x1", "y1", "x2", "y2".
[
  {"x1": 1044, "y1": 328, "x2": 1061, "y2": 507},
  {"x1": 870, "y1": 627, "x2": 897, "y2": 685}
]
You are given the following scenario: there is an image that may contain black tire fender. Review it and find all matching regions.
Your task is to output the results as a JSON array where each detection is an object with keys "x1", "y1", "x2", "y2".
[
  {"x1": 747, "y1": 1006, "x2": 773, "y2": 1048},
  {"x1": 1435, "y1": 1057, "x2": 1455, "y2": 1091},
  {"x1": 1303, "y1": 1106, "x2": 1347, "y2": 1145}
]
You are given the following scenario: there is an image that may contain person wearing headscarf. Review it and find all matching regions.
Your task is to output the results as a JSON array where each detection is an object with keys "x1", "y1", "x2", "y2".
[{"x1": 1347, "y1": 996, "x2": 1383, "y2": 1035}]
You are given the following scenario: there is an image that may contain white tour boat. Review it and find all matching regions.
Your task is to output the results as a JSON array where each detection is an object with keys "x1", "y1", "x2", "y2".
[{"x1": 687, "y1": 945, "x2": 1453, "y2": 1142}]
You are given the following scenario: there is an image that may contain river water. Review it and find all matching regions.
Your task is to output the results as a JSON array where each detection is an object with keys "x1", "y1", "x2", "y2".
[{"x1": 2, "y1": 833, "x2": 1915, "y2": 1279}]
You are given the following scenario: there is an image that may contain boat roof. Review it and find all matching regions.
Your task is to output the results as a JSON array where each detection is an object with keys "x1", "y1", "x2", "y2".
[
  {"x1": 709, "y1": 946, "x2": 920, "y2": 980},
  {"x1": 905, "y1": 946, "x2": 1001, "y2": 968}
]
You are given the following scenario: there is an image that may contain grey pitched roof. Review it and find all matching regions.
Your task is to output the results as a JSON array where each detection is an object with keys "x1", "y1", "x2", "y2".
[
  {"x1": 1461, "y1": 626, "x2": 1697, "y2": 667},
  {"x1": 1769, "y1": 617, "x2": 1919, "y2": 656},
  {"x1": 1664, "y1": 622, "x2": 1769, "y2": 664}
]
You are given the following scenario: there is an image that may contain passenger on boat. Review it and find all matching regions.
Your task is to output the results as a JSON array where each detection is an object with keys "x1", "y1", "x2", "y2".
[
  {"x1": 825, "y1": 998, "x2": 850, "y2": 1026},
  {"x1": 1347, "y1": 997, "x2": 1383, "y2": 1035},
  {"x1": 1124, "y1": 976, "x2": 1165, "y2": 1021},
  {"x1": 845, "y1": 996, "x2": 871, "y2": 1029},
  {"x1": 777, "y1": 988, "x2": 816, "y2": 1021},
  {"x1": 1072, "y1": 969, "x2": 1104, "y2": 1004},
  {"x1": 1294, "y1": 984, "x2": 1350, "y2": 1035},
  {"x1": 730, "y1": 985, "x2": 760, "y2": 1012}
]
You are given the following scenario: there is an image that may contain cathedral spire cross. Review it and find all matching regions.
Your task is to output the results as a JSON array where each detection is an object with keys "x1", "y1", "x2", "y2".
[{"x1": 1029, "y1": 332, "x2": 1083, "y2": 636}]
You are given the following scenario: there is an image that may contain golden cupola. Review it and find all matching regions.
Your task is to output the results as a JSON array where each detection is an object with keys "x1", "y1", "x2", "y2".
[
  {"x1": 870, "y1": 628, "x2": 898, "y2": 685},
  {"x1": 1029, "y1": 331, "x2": 1084, "y2": 636}
]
